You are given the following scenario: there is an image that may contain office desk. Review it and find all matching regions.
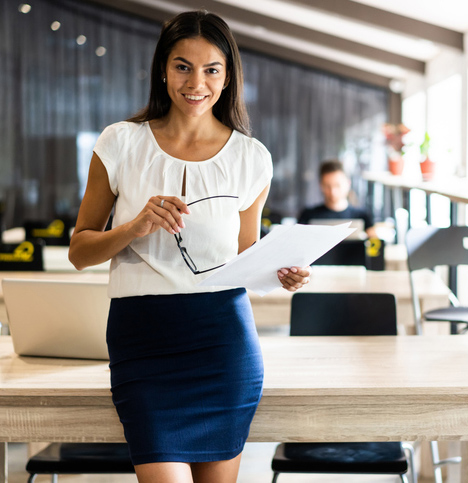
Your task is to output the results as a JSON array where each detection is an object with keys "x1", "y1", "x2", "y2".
[
  {"x1": 1, "y1": 335, "x2": 468, "y2": 482},
  {"x1": 43, "y1": 246, "x2": 110, "y2": 272},
  {"x1": 363, "y1": 171, "x2": 468, "y2": 232},
  {"x1": 0, "y1": 267, "x2": 450, "y2": 334},
  {"x1": 363, "y1": 171, "x2": 468, "y2": 205},
  {"x1": 249, "y1": 266, "x2": 450, "y2": 333}
]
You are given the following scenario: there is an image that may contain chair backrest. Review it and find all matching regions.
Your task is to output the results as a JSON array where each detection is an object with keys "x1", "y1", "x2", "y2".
[
  {"x1": 313, "y1": 239, "x2": 385, "y2": 271},
  {"x1": 405, "y1": 225, "x2": 468, "y2": 272},
  {"x1": 313, "y1": 240, "x2": 366, "y2": 267},
  {"x1": 0, "y1": 241, "x2": 44, "y2": 271},
  {"x1": 290, "y1": 292, "x2": 397, "y2": 336},
  {"x1": 24, "y1": 218, "x2": 71, "y2": 246}
]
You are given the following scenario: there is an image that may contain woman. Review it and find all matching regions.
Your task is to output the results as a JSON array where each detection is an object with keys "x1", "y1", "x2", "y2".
[{"x1": 69, "y1": 10, "x2": 310, "y2": 483}]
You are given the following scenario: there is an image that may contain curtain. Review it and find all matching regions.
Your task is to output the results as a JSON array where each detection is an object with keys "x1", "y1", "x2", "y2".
[
  {"x1": 0, "y1": 0, "x2": 388, "y2": 229},
  {"x1": 242, "y1": 51, "x2": 388, "y2": 219},
  {"x1": 0, "y1": 0, "x2": 160, "y2": 228}
]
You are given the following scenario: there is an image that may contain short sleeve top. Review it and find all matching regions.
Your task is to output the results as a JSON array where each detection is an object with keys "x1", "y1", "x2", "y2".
[{"x1": 93, "y1": 121, "x2": 273, "y2": 298}]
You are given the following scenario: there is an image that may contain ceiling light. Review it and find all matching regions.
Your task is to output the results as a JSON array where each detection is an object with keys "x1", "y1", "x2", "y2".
[
  {"x1": 18, "y1": 3, "x2": 31, "y2": 13},
  {"x1": 137, "y1": 70, "x2": 148, "y2": 80},
  {"x1": 76, "y1": 35, "x2": 87, "y2": 45},
  {"x1": 51, "y1": 21, "x2": 61, "y2": 31},
  {"x1": 95, "y1": 46, "x2": 106, "y2": 57},
  {"x1": 389, "y1": 79, "x2": 405, "y2": 93}
]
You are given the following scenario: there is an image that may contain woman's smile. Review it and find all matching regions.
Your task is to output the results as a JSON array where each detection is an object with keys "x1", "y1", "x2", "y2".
[{"x1": 183, "y1": 94, "x2": 208, "y2": 104}]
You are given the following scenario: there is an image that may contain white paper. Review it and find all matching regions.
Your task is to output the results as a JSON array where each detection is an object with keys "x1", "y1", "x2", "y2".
[{"x1": 198, "y1": 223, "x2": 355, "y2": 296}]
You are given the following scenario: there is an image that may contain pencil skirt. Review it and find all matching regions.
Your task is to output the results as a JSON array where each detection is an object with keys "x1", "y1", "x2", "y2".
[{"x1": 106, "y1": 288, "x2": 264, "y2": 465}]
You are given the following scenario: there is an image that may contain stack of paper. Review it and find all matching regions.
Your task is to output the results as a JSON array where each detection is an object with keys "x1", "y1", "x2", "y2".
[{"x1": 199, "y1": 223, "x2": 354, "y2": 296}]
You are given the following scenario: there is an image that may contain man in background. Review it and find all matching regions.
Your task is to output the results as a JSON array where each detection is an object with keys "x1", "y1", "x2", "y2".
[{"x1": 298, "y1": 159, "x2": 377, "y2": 238}]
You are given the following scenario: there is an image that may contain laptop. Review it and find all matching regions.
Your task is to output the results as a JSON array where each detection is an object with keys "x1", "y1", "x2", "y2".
[
  {"x1": 2, "y1": 279, "x2": 110, "y2": 360},
  {"x1": 308, "y1": 218, "x2": 367, "y2": 240}
]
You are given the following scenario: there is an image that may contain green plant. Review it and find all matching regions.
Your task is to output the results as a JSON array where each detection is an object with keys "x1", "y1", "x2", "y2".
[{"x1": 420, "y1": 132, "x2": 431, "y2": 157}]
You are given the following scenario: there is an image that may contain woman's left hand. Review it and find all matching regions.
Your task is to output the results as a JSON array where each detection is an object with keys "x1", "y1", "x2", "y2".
[{"x1": 277, "y1": 266, "x2": 311, "y2": 292}]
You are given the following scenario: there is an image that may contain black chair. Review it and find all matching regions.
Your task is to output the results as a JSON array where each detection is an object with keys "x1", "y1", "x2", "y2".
[
  {"x1": 271, "y1": 292, "x2": 416, "y2": 483},
  {"x1": 405, "y1": 225, "x2": 467, "y2": 483},
  {"x1": 24, "y1": 218, "x2": 71, "y2": 246},
  {"x1": 314, "y1": 238, "x2": 385, "y2": 271},
  {"x1": 406, "y1": 225, "x2": 468, "y2": 335},
  {"x1": 26, "y1": 443, "x2": 134, "y2": 482},
  {"x1": 0, "y1": 241, "x2": 44, "y2": 271}
]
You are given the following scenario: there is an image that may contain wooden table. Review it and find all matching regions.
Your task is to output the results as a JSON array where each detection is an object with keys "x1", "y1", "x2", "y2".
[
  {"x1": 1, "y1": 335, "x2": 468, "y2": 482},
  {"x1": 363, "y1": 171, "x2": 468, "y2": 205},
  {"x1": 42, "y1": 246, "x2": 110, "y2": 272},
  {"x1": 363, "y1": 171, "x2": 468, "y2": 232}
]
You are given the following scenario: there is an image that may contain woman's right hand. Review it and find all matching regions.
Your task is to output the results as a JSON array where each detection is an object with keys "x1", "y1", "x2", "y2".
[{"x1": 130, "y1": 196, "x2": 191, "y2": 238}]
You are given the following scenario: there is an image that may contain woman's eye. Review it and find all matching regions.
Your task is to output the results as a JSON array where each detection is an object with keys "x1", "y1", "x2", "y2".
[
  {"x1": 207, "y1": 68, "x2": 219, "y2": 74},
  {"x1": 176, "y1": 65, "x2": 189, "y2": 71}
]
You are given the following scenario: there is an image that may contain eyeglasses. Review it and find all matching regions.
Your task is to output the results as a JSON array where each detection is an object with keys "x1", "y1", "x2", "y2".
[{"x1": 174, "y1": 195, "x2": 238, "y2": 275}]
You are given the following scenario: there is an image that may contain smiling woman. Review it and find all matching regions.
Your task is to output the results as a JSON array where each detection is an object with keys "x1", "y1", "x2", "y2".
[{"x1": 68, "y1": 9, "x2": 311, "y2": 483}]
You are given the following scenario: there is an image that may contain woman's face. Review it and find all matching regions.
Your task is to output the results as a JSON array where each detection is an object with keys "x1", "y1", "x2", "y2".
[{"x1": 164, "y1": 37, "x2": 229, "y2": 119}]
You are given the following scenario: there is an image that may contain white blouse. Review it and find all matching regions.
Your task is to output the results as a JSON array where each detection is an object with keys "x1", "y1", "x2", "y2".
[{"x1": 93, "y1": 121, "x2": 273, "y2": 298}]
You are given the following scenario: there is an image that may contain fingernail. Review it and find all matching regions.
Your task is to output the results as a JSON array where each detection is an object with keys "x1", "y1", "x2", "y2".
[
  {"x1": 281, "y1": 268, "x2": 288, "y2": 275},
  {"x1": 180, "y1": 220, "x2": 186, "y2": 229},
  {"x1": 186, "y1": 208, "x2": 191, "y2": 214},
  {"x1": 278, "y1": 272, "x2": 284, "y2": 278},
  {"x1": 171, "y1": 228, "x2": 177, "y2": 234},
  {"x1": 291, "y1": 267, "x2": 298, "y2": 273},
  {"x1": 176, "y1": 226, "x2": 181, "y2": 233}
]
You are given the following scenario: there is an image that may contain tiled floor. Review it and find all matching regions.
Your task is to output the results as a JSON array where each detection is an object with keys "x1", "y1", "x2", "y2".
[{"x1": 8, "y1": 442, "x2": 413, "y2": 482}]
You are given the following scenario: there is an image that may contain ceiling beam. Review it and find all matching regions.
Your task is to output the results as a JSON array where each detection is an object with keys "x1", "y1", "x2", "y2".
[
  {"x1": 86, "y1": 0, "x2": 393, "y2": 87},
  {"x1": 86, "y1": 0, "x2": 176, "y2": 24},
  {"x1": 164, "y1": 0, "x2": 424, "y2": 73},
  {"x1": 234, "y1": 32, "x2": 392, "y2": 88},
  {"x1": 293, "y1": 0, "x2": 464, "y2": 51}
]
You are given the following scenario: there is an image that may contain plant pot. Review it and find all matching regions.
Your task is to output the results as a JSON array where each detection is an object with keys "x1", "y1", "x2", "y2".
[
  {"x1": 388, "y1": 157, "x2": 404, "y2": 175},
  {"x1": 420, "y1": 156, "x2": 435, "y2": 180}
]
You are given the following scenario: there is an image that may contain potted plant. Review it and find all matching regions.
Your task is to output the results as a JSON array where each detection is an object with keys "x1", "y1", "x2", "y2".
[
  {"x1": 419, "y1": 132, "x2": 435, "y2": 180},
  {"x1": 382, "y1": 123, "x2": 410, "y2": 175}
]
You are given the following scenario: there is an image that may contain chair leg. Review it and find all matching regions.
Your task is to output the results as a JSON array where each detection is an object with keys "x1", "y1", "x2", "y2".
[
  {"x1": 402, "y1": 442, "x2": 417, "y2": 483},
  {"x1": 431, "y1": 441, "x2": 444, "y2": 483},
  {"x1": 430, "y1": 440, "x2": 462, "y2": 483},
  {"x1": 51, "y1": 474, "x2": 58, "y2": 483},
  {"x1": 27, "y1": 475, "x2": 37, "y2": 483},
  {"x1": 271, "y1": 471, "x2": 279, "y2": 483},
  {"x1": 400, "y1": 474, "x2": 409, "y2": 483}
]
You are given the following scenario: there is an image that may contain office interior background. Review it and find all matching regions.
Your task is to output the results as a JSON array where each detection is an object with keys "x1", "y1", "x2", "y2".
[
  {"x1": 1, "y1": 0, "x2": 468, "y2": 234},
  {"x1": 3, "y1": 2, "x2": 468, "y2": 482}
]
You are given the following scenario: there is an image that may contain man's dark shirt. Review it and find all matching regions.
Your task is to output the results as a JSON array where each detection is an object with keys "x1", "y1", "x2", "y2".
[{"x1": 298, "y1": 204, "x2": 374, "y2": 229}]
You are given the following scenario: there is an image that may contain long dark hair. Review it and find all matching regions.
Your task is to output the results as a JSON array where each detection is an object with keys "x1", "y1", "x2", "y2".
[{"x1": 127, "y1": 10, "x2": 251, "y2": 136}]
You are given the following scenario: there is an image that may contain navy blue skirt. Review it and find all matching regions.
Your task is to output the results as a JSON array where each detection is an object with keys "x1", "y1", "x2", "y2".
[{"x1": 106, "y1": 288, "x2": 264, "y2": 465}]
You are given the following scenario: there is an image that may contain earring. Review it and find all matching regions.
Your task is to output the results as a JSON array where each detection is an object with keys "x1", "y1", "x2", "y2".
[
  {"x1": 222, "y1": 85, "x2": 227, "y2": 90},
  {"x1": 163, "y1": 77, "x2": 166, "y2": 83}
]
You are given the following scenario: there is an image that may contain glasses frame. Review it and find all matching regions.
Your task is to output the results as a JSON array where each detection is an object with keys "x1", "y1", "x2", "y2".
[{"x1": 174, "y1": 195, "x2": 238, "y2": 275}]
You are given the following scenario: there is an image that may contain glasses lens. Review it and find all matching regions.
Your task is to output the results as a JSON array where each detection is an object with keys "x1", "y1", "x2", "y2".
[{"x1": 175, "y1": 196, "x2": 238, "y2": 274}]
